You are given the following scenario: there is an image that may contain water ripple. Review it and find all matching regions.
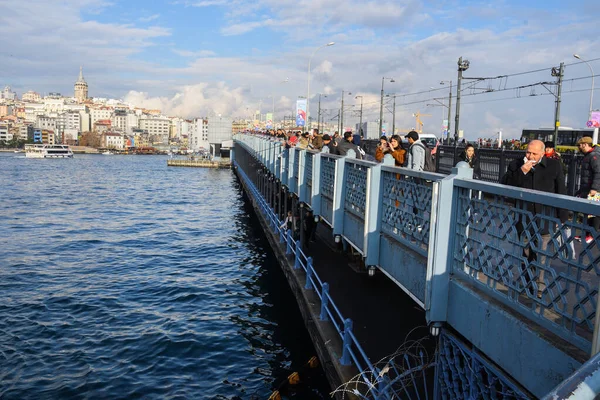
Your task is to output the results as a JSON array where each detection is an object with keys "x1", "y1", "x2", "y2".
[{"x1": 0, "y1": 154, "x2": 328, "y2": 399}]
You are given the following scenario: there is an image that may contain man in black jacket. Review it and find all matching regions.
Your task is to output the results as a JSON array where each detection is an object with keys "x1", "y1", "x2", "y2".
[
  {"x1": 335, "y1": 131, "x2": 363, "y2": 159},
  {"x1": 502, "y1": 140, "x2": 568, "y2": 298},
  {"x1": 576, "y1": 136, "x2": 600, "y2": 244}
]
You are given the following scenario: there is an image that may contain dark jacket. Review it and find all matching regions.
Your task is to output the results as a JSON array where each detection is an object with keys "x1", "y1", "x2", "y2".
[
  {"x1": 336, "y1": 139, "x2": 363, "y2": 159},
  {"x1": 579, "y1": 146, "x2": 600, "y2": 197},
  {"x1": 502, "y1": 156, "x2": 568, "y2": 230},
  {"x1": 458, "y1": 151, "x2": 482, "y2": 179}
]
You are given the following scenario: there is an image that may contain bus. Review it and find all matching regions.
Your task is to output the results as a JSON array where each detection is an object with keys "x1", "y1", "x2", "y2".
[{"x1": 520, "y1": 127, "x2": 599, "y2": 153}]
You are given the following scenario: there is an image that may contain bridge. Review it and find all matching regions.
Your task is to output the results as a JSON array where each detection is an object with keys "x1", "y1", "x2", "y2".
[{"x1": 232, "y1": 133, "x2": 600, "y2": 399}]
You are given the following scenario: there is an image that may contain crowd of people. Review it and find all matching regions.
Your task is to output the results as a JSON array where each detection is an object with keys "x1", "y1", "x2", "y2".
[{"x1": 248, "y1": 128, "x2": 443, "y2": 172}]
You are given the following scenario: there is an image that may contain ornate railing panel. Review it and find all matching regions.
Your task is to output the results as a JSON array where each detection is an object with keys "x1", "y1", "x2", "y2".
[
  {"x1": 437, "y1": 330, "x2": 531, "y2": 399},
  {"x1": 319, "y1": 155, "x2": 337, "y2": 225},
  {"x1": 342, "y1": 160, "x2": 369, "y2": 252},
  {"x1": 380, "y1": 169, "x2": 432, "y2": 256},
  {"x1": 452, "y1": 180, "x2": 600, "y2": 353}
]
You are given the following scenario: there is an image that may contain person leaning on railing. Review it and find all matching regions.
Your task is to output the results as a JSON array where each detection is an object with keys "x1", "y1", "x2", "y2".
[
  {"x1": 458, "y1": 144, "x2": 481, "y2": 179},
  {"x1": 575, "y1": 136, "x2": 600, "y2": 244},
  {"x1": 501, "y1": 139, "x2": 568, "y2": 298}
]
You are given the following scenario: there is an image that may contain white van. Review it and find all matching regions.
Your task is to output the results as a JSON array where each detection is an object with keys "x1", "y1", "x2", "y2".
[{"x1": 416, "y1": 133, "x2": 440, "y2": 156}]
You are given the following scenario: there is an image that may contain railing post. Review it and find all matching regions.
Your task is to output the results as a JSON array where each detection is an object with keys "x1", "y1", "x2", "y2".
[
  {"x1": 298, "y1": 149, "x2": 307, "y2": 203},
  {"x1": 425, "y1": 164, "x2": 473, "y2": 326},
  {"x1": 498, "y1": 147, "x2": 506, "y2": 182},
  {"x1": 288, "y1": 148, "x2": 296, "y2": 194},
  {"x1": 279, "y1": 224, "x2": 285, "y2": 243},
  {"x1": 332, "y1": 156, "x2": 347, "y2": 238},
  {"x1": 286, "y1": 229, "x2": 293, "y2": 255},
  {"x1": 304, "y1": 257, "x2": 314, "y2": 289},
  {"x1": 294, "y1": 240, "x2": 302, "y2": 269},
  {"x1": 340, "y1": 318, "x2": 353, "y2": 366},
  {"x1": 312, "y1": 153, "x2": 322, "y2": 217},
  {"x1": 320, "y1": 283, "x2": 330, "y2": 321},
  {"x1": 364, "y1": 157, "x2": 391, "y2": 266}
]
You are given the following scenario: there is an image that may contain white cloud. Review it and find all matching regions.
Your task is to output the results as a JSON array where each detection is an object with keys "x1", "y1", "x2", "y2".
[
  {"x1": 172, "y1": 49, "x2": 216, "y2": 57},
  {"x1": 139, "y1": 14, "x2": 160, "y2": 22}
]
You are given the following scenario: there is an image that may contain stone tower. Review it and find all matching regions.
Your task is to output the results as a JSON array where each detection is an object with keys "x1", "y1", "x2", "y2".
[{"x1": 74, "y1": 66, "x2": 88, "y2": 103}]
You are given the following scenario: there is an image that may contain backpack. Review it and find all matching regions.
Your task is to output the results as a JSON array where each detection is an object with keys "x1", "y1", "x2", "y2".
[{"x1": 414, "y1": 143, "x2": 436, "y2": 172}]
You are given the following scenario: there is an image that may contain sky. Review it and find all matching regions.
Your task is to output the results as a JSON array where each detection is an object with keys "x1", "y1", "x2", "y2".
[{"x1": 0, "y1": 0, "x2": 598, "y2": 139}]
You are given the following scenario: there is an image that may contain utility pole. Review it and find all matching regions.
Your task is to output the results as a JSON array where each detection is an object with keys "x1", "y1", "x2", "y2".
[
  {"x1": 392, "y1": 95, "x2": 396, "y2": 136},
  {"x1": 340, "y1": 90, "x2": 345, "y2": 133},
  {"x1": 552, "y1": 62, "x2": 564, "y2": 148},
  {"x1": 455, "y1": 57, "x2": 470, "y2": 144},
  {"x1": 447, "y1": 81, "x2": 452, "y2": 144},
  {"x1": 355, "y1": 96, "x2": 363, "y2": 137},
  {"x1": 318, "y1": 94, "x2": 326, "y2": 133}
]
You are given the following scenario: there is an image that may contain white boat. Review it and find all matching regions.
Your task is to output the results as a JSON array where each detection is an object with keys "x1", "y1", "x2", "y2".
[
  {"x1": 25, "y1": 144, "x2": 74, "y2": 159},
  {"x1": 101, "y1": 150, "x2": 113, "y2": 155}
]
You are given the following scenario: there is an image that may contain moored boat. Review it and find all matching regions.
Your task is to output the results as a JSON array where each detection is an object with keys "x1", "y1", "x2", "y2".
[{"x1": 25, "y1": 144, "x2": 74, "y2": 159}]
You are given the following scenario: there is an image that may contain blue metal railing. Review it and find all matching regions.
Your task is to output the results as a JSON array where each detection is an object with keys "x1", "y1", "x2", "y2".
[
  {"x1": 232, "y1": 149, "x2": 382, "y2": 395},
  {"x1": 233, "y1": 133, "x2": 600, "y2": 398}
]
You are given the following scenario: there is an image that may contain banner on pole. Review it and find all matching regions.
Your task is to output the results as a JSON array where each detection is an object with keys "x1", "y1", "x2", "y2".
[
  {"x1": 296, "y1": 99, "x2": 307, "y2": 127},
  {"x1": 266, "y1": 113, "x2": 273, "y2": 129},
  {"x1": 587, "y1": 111, "x2": 600, "y2": 128}
]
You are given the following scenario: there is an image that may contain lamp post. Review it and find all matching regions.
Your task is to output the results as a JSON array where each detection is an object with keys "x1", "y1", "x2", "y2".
[
  {"x1": 318, "y1": 94, "x2": 327, "y2": 133},
  {"x1": 455, "y1": 57, "x2": 470, "y2": 144},
  {"x1": 574, "y1": 54, "x2": 595, "y2": 122},
  {"x1": 355, "y1": 95, "x2": 363, "y2": 137},
  {"x1": 379, "y1": 77, "x2": 395, "y2": 135},
  {"x1": 440, "y1": 80, "x2": 452, "y2": 144},
  {"x1": 307, "y1": 42, "x2": 335, "y2": 131},
  {"x1": 340, "y1": 90, "x2": 352, "y2": 133}
]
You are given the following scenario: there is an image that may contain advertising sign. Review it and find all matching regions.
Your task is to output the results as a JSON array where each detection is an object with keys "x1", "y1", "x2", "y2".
[
  {"x1": 296, "y1": 99, "x2": 307, "y2": 127},
  {"x1": 442, "y1": 119, "x2": 448, "y2": 136},
  {"x1": 587, "y1": 111, "x2": 600, "y2": 128},
  {"x1": 266, "y1": 113, "x2": 273, "y2": 129}
]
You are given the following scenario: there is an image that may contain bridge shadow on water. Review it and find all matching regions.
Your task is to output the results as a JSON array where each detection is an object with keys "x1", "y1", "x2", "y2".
[{"x1": 229, "y1": 191, "x2": 332, "y2": 399}]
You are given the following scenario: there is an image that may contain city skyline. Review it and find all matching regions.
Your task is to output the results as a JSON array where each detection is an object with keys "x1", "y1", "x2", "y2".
[{"x1": 1, "y1": 0, "x2": 598, "y2": 139}]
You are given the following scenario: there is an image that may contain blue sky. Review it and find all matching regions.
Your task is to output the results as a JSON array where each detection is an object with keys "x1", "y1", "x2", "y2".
[{"x1": 0, "y1": 0, "x2": 598, "y2": 138}]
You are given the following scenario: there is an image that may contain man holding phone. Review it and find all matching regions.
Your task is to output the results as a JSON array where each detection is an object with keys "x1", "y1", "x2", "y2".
[{"x1": 502, "y1": 139, "x2": 568, "y2": 298}]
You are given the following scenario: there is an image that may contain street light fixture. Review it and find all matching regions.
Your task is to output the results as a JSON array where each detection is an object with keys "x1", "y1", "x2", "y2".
[
  {"x1": 440, "y1": 80, "x2": 452, "y2": 144},
  {"x1": 307, "y1": 42, "x2": 335, "y2": 131},
  {"x1": 574, "y1": 54, "x2": 595, "y2": 122},
  {"x1": 380, "y1": 77, "x2": 395, "y2": 135}
]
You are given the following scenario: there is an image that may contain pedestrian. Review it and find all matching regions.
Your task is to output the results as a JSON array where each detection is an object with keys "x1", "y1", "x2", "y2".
[
  {"x1": 544, "y1": 141, "x2": 561, "y2": 161},
  {"x1": 335, "y1": 131, "x2": 363, "y2": 159},
  {"x1": 376, "y1": 134, "x2": 406, "y2": 166},
  {"x1": 502, "y1": 139, "x2": 568, "y2": 298},
  {"x1": 575, "y1": 136, "x2": 600, "y2": 244},
  {"x1": 405, "y1": 131, "x2": 426, "y2": 171},
  {"x1": 309, "y1": 128, "x2": 324, "y2": 150},
  {"x1": 280, "y1": 210, "x2": 295, "y2": 232},
  {"x1": 458, "y1": 143, "x2": 481, "y2": 179},
  {"x1": 321, "y1": 134, "x2": 333, "y2": 152}
]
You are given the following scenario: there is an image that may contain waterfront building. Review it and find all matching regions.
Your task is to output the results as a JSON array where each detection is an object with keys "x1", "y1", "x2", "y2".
[
  {"x1": 188, "y1": 118, "x2": 208, "y2": 151},
  {"x1": 94, "y1": 119, "x2": 111, "y2": 134},
  {"x1": 207, "y1": 116, "x2": 232, "y2": 153},
  {"x1": 90, "y1": 107, "x2": 113, "y2": 126},
  {"x1": 33, "y1": 128, "x2": 42, "y2": 143},
  {"x1": 102, "y1": 132, "x2": 124, "y2": 149},
  {"x1": 41, "y1": 129, "x2": 55, "y2": 145},
  {"x1": 43, "y1": 97, "x2": 65, "y2": 114},
  {"x1": 74, "y1": 66, "x2": 88, "y2": 103},
  {"x1": 0, "y1": 122, "x2": 11, "y2": 142},
  {"x1": 36, "y1": 115, "x2": 57, "y2": 131},
  {"x1": 22, "y1": 91, "x2": 41, "y2": 102},
  {"x1": 139, "y1": 116, "x2": 170, "y2": 145}
]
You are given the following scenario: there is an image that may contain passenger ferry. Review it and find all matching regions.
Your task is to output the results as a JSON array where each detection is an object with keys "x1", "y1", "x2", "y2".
[{"x1": 25, "y1": 144, "x2": 74, "y2": 159}]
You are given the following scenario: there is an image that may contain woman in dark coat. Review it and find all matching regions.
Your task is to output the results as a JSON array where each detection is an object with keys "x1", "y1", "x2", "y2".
[{"x1": 458, "y1": 143, "x2": 481, "y2": 179}]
